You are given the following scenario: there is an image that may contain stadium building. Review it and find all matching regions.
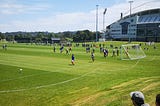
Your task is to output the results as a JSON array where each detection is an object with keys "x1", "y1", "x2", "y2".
[{"x1": 107, "y1": 8, "x2": 160, "y2": 42}]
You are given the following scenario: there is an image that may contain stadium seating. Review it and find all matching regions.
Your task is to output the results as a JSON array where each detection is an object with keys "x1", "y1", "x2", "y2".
[{"x1": 138, "y1": 14, "x2": 160, "y2": 23}]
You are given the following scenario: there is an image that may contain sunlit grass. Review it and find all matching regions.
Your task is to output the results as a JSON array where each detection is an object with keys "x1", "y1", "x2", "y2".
[{"x1": 0, "y1": 41, "x2": 160, "y2": 106}]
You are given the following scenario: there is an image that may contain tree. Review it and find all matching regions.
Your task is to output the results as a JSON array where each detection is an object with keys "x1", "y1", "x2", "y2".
[
  {"x1": 0, "y1": 32, "x2": 5, "y2": 40},
  {"x1": 73, "y1": 30, "x2": 96, "y2": 42}
]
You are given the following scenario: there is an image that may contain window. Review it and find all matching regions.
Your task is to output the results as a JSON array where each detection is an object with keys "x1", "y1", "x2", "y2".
[
  {"x1": 148, "y1": 17, "x2": 152, "y2": 22},
  {"x1": 150, "y1": 15, "x2": 157, "y2": 22},
  {"x1": 131, "y1": 24, "x2": 136, "y2": 27},
  {"x1": 138, "y1": 17, "x2": 143, "y2": 22},
  {"x1": 120, "y1": 22, "x2": 130, "y2": 35},
  {"x1": 131, "y1": 19, "x2": 134, "y2": 22},
  {"x1": 144, "y1": 16, "x2": 149, "y2": 22}
]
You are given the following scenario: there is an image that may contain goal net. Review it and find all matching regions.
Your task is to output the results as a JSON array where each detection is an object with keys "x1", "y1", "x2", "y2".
[{"x1": 120, "y1": 44, "x2": 146, "y2": 60}]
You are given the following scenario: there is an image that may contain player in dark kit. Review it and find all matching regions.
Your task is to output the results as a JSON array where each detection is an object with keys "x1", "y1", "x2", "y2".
[
  {"x1": 71, "y1": 54, "x2": 75, "y2": 65},
  {"x1": 91, "y1": 52, "x2": 95, "y2": 62}
]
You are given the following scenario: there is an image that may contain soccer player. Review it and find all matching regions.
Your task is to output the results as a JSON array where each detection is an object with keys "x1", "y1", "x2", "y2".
[
  {"x1": 71, "y1": 54, "x2": 75, "y2": 65},
  {"x1": 103, "y1": 49, "x2": 107, "y2": 58},
  {"x1": 91, "y1": 52, "x2": 95, "y2": 62}
]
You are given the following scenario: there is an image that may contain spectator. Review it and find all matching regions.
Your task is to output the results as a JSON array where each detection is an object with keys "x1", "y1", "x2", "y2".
[
  {"x1": 92, "y1": 48, "x2": 95, "y2": 53},
  {"x1": 66, "y1": 49, "x2": 69, "y2": 54},
  {"x1": 69, "y1": 47, "x2": 72, "y2": 52},
  {"x1": 115, "y1": 47, "x2": 119, "y2": 56},
  {"x1": 112, "y1": 48, "x2": 116, "y2": 57},
  {"x1": 156, "y1": 94, "x2": 160, "y2": 106},
  {"x1": 53, "y1": 46, "x2": 56, "y2": 52},
  {"x1": 2, "y1": 44, "x2": 7, "y2": 50},
  {"x1": 130, "y1": 91, "x2": 150, "y2": 106}
]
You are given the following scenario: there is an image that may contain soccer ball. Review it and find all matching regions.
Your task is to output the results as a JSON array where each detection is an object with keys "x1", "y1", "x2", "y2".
[{"x1": 19, "y1": 68, "x2": 23, "y2": 73}]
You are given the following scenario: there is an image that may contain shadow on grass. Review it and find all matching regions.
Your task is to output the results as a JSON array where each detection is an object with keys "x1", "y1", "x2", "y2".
[
  {"x1": 68, "y1": 64, "x2": 75, "y2": 66},
  {"x1": 88, "y1": 61, "x2": 94, "y2": 63}
]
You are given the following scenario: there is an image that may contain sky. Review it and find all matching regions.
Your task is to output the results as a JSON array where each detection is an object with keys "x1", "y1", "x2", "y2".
[{"x1": 0, "y1": 0, "x2": 160, "y2": 33}]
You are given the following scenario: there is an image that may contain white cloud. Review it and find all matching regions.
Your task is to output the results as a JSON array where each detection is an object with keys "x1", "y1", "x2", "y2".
[
  {"x1": 0, "y1": 0, "x2": 159, "y2": 32},
  {"x1": 0, "y1": 2, "x2": 50, "y2": 15},
  {"x1": 0, "y1": 12, "x2": 96, "y2": 32}
]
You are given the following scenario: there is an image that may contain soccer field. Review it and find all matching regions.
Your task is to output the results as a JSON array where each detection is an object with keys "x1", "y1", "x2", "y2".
[{"x1": 0, "y1": 41, "x2": 160, "y2": 106}]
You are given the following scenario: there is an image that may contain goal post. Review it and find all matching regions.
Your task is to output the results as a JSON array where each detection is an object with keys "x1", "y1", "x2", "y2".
[{"x1": 120, "y1": 44, "x2": 146, "y2": 60}]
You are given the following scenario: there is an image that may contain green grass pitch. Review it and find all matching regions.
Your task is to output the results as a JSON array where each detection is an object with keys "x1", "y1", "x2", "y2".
[{"x1": 0, "y1": 41, "x2": 160, "y2": 106}]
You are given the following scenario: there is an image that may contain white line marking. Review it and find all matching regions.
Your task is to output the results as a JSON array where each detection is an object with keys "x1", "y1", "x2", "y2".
[
  {"x1": 0, "y1": 71, "x2": 52, "y2": 82},
  {"x1": 0, "y1": 60, "x2": 140, "y2": 93},
  {"x1": 0, "y1": 48, "x2": 148, "y2": 83}
]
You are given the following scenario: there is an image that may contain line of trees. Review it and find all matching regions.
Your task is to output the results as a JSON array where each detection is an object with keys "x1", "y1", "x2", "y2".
[{"x1": 0, "y1": 30, "x2": 101, "y2": 43}]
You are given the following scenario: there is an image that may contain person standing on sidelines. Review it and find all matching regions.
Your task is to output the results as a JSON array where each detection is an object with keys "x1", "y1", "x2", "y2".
[
  {"x1": 2, "y1": 44, "x2": 7, "y2": 50},
  {"x1": 71, "y1": 54, "x2": 75, "y2": 65},
  {"x1": 53, "y1": 46, "x2": 56, "y2": 53},
  {"x1": 112, "y1": 48, "x2": 116, "y2": 57},
  {"x1": 156, "y1": 94, "x2": 160, "y2": 106},
  {"x1": 130, "y1": 91, "x2": 150, "y2": 106}
]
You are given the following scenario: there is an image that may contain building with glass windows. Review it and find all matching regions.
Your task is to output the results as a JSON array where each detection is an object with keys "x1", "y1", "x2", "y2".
[{"x1": 107, "y1": 8, "x2": 160, "y2": 42}]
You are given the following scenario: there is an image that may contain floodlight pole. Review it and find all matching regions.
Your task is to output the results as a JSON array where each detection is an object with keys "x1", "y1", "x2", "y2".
[
  {"x1": 129, "y1": 0, "x2": 133, "y2": 43},
  {"x1": 103, "y1": 8, "x2": 107, "y2": 40},
  {"x1": 96, "y1": 5, "x2": 99, "y2": 42},
  {"x1": 129, "y1": 1, "x2": 133, "y2": 16}
]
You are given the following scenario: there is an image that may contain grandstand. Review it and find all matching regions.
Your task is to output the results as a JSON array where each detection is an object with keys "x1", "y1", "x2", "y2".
[{"x1": 107, "y1": 8, "x2": 160, "y2": 42}]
